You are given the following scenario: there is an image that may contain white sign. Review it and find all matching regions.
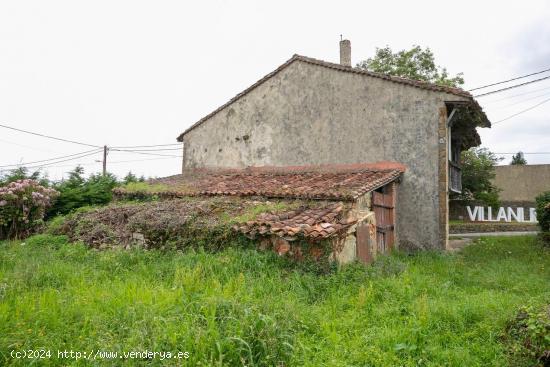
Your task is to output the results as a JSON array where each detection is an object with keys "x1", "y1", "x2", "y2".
[{"x1": 466, "y1": 206, "x2": 537, "y2": 223}]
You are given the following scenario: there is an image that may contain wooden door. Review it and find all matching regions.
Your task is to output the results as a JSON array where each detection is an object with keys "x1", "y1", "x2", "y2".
[
  {"x1": 356, "y1": 223, "x2": 373, "y2": 264},
  {"x1": 372, "y1": 184, "x2": 395, "y2": 254}
]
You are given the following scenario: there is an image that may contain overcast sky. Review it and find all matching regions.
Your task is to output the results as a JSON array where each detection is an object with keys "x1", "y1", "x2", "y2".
[{"x1": 1, "y1": 0, "x2": 549, "y2": 180}]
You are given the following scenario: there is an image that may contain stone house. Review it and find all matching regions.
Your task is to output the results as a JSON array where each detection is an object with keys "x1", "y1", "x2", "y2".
[{"x1": 176, "y1": 40, "x2": 490, "y2": 250}]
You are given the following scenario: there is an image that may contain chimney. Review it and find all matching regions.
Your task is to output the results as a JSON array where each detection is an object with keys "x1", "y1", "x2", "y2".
[{"x1": 339, "y1": 39, "x2": 351, "y2": 67}]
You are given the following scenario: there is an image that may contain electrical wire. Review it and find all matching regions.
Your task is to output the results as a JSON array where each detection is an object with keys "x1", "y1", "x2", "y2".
[
  {"x1": 492, "y1": 97, "x2": 550, "y2": 125},
  {"x1": 109, "y1": 149, "x2": 182, "y2": 158},
  {"x1": 493, "y1": 152, "x2": 550, "y2": 154},
  {"x1": 490, "y1": 91, "x2": 550, "y2": 109},
  {"x1": 0, "y1": 123, "x2": 101, "y2": 148},
  {"x1": 1, "y1": 156, "x2": 183, "y2": 172},
  {"x1": 483, "y1": 84, "x2": 550, "y2": 104},
  {"x1": 110, "y1": 143, "x2": 182, "y2": 148},
  {"x1": 106, "y1": 156, "x2": 183, "y2": 164},
  {"x1": 19, "y1": 150, "x2": 103, "y2": 170},
  {"x1": 113, "y1": 148, "x2": 182, "y2": 152},
  {"x1": 468, "y1": 67, "x2": 550, "y2": 91},
  {"x1": 474, "y1": 75, "x2": 550, "y2": 98},
  {"x1": 19, "y1": 161, "x2": 102, "y2": 169},
  {"x1": 0, "y1": 148, "x2": 103, "y2": 168},
  {"x1": 0, "y1": 138, "x2": 63, "y2": 155}
]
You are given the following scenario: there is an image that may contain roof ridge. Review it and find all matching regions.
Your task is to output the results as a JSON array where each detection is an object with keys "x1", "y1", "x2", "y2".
[
  {"x1": 292, "y1": 54, "x2": 471, "y2": 97},
  {"x1": 176, "y1": 54, "x2": 474, "y2": 140},
  {"x1": 169, "y1": 162, "x2": 407, "y2": 176}
]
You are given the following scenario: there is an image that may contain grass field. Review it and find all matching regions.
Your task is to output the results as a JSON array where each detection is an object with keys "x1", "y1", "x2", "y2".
[{"x1": 0, "y1": 235, "x2": 549, "y2": 366}]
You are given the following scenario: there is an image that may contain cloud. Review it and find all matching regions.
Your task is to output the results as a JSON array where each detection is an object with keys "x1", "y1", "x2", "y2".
[{"x1": 508, "y1": 20, "x2": 550, "y2": 72}]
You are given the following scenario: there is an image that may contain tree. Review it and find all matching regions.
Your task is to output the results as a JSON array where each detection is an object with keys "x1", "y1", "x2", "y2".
[
  {"x1": 458, "y1": 147, "x2": 502, "y2": 207},
  {"x1": 0, "y1": 167, "x2": 49, "y2": 187},
  {"x1": 356, "y1": 45, "x2": 464, "y2": 87},
  {"x1": 510, "y1": 152, "x2": 527, "y2": 165},
  {"x1": 123, "y1": 171, "x2": 138, "y2": 185}
]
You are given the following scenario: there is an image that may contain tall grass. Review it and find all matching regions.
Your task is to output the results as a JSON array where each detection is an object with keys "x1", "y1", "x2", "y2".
[{"x1": 0, "y1": 235, "x2": 549, "y2": 366}]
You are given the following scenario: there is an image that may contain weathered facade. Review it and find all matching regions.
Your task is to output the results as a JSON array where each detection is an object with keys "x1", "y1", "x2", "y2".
[{"x1": 177, "y1": 42, "x2": 489, "y2": 250}]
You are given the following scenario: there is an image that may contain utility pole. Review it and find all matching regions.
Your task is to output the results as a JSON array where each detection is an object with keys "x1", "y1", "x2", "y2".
[{"x1": 102, "y1": 145, "x2": 108, "y2": 175}]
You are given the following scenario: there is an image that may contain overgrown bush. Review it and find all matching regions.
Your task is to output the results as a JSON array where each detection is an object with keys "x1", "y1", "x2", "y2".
[
  {"x1": 47, "y1": 166, "x2": 118, "y2": 218},
  {"x1": 59, "y1": 199, "x2": 253, "y2": 251},
  {"x1": 503, "y1": 301, "x2": 550, "y2": 366},
  {"x1": 536, "y1": 192, "x2": 550, "y2": 232},
  {"x1": 536, "y1": 191, "x2": 550, "y2": 247},
  {"x1": 0, "y1": 179, "x2": 58, "y2": 239}
]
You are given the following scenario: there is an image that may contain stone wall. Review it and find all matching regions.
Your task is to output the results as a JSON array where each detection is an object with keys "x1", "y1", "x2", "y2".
[
  {"x1": 449, "y1": 222, "x2": 538, "y2": 234},
  {"x1": 181, "y1": 59, "x2": 469, "y2": 250},
  {"x1": 493, "y1": 164, "x2": 550, "y2": 202}
]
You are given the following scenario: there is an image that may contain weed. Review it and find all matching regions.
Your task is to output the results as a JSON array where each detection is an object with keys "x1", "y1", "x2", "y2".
[
  {"x1": 120, "y1": 182, "x2": 170, "y2": 193},
  {"x1": 1, "y1": 235, "x2": 549, "y2": 366}
]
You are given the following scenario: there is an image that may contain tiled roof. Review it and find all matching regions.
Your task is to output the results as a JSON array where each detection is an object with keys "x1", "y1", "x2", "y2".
[
  {"x1": 118, "y1": 162, "x2": 405, "y2": 201},
  {"x1": 235, "y1": 202, "x2": 354, "y2": 240},
  {"x1": 177, "y1": 54, "x2": 478, "y2": 140}
]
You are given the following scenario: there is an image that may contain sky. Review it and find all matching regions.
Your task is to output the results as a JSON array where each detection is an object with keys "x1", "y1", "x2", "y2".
[{"x1": 1, "y1": 0, "x2": 549, "y2": 180}]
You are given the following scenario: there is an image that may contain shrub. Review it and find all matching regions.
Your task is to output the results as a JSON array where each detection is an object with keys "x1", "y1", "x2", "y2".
[
  {"x1": 0, "y1": 179, "x2": 58, "y2": 239},
  {"x1": 45, "y1": 215, "x2": 67, "y2": 235},
  {"x1": 535, "y1": 191, "x2": 550, "y2": 232},
  {"x1": 24, "y1": 234, "x2": 69, "y2": 248},
  {"x1": 503, "y1": 301, "x2": 550, "y2": 366},
  {"x1": 536, "y1": 191, "x2": 550, "y2": 247},
  {"x1": 47, "y1": 166, "x2": 118, "y2": 218},
  {"x1": 538, "y1": 232, "x2": 550, "y2": 248}
]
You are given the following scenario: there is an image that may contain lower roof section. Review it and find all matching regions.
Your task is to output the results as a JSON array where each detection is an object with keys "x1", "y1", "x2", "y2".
[{"x1": 114, "y1": 162, "x2": 406, "y2": 202}]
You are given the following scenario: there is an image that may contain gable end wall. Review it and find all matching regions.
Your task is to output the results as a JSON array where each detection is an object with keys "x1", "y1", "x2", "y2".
[{"x1": 182, "y1": 61, "x2": 467, "y2": 249}]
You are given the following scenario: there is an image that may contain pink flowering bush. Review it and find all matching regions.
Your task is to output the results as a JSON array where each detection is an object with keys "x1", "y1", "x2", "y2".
[{"x1": 0, "y1": 179, "x2": 58, "y2": 239}]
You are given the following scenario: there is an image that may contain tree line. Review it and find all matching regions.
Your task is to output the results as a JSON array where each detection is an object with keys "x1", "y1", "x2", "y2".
[{"x1": 0, "y1": 166, "x2": 146, "y2": 219}]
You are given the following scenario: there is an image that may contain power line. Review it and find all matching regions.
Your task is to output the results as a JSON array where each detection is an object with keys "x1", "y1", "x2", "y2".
[
  {"x1": 0, "y1": 122, "x2": 184, "y2": 152},
  {"x1": 8, "y1": 156, "x2": 183, "y2": 170},
  {"x1": 108, "y1": 156, "x2": 183, "y2": 164},
  {"x1": 110, "y1": 149, "x2": 182, "y2": 158},
  {"x1": 0, "y1": 138, "x2": 63, "y2": 155},
  {"x1": 0, "y1": 148, "x2": 102, "y2": 168},
  {"x1": 493, "y1": 97, "x2": 550, "y2": 125},
  {"x1": 114, "y1": 147, "x2": 182, "y2": 152},
  {"x1": 0, "y1": 156, "x2": 183, "y2": 170},
  {"x1": 494, "y1": 91, "x2": 550, "y2": 109},
  {"x1": 0, "y1": 122, "x2": 186, "y2": 174},
  {"x1": 111, "y1": 143, "x2": 182, "y2": 148},
  {"x1": 474, "y1": 75, "x2": 550, "y2": 98},
  {"x1": 17, "y1": 161, "x2": 102, "y2": 169},
  {"x1": 494, "y1": 152, "x2": 550, "y2": 154},
  {"x1": 483, "y1": 85, "x2": 550, "y2": 104},
  {"x1": 22, "y1": 150, "x2": 103, "y2": 170},
  {"x1": 0, "y1": 123, "x2": 101, "y2": 148},
  {"x1": 469, "y1": 67, "x2": 550, "y2": 91}
]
